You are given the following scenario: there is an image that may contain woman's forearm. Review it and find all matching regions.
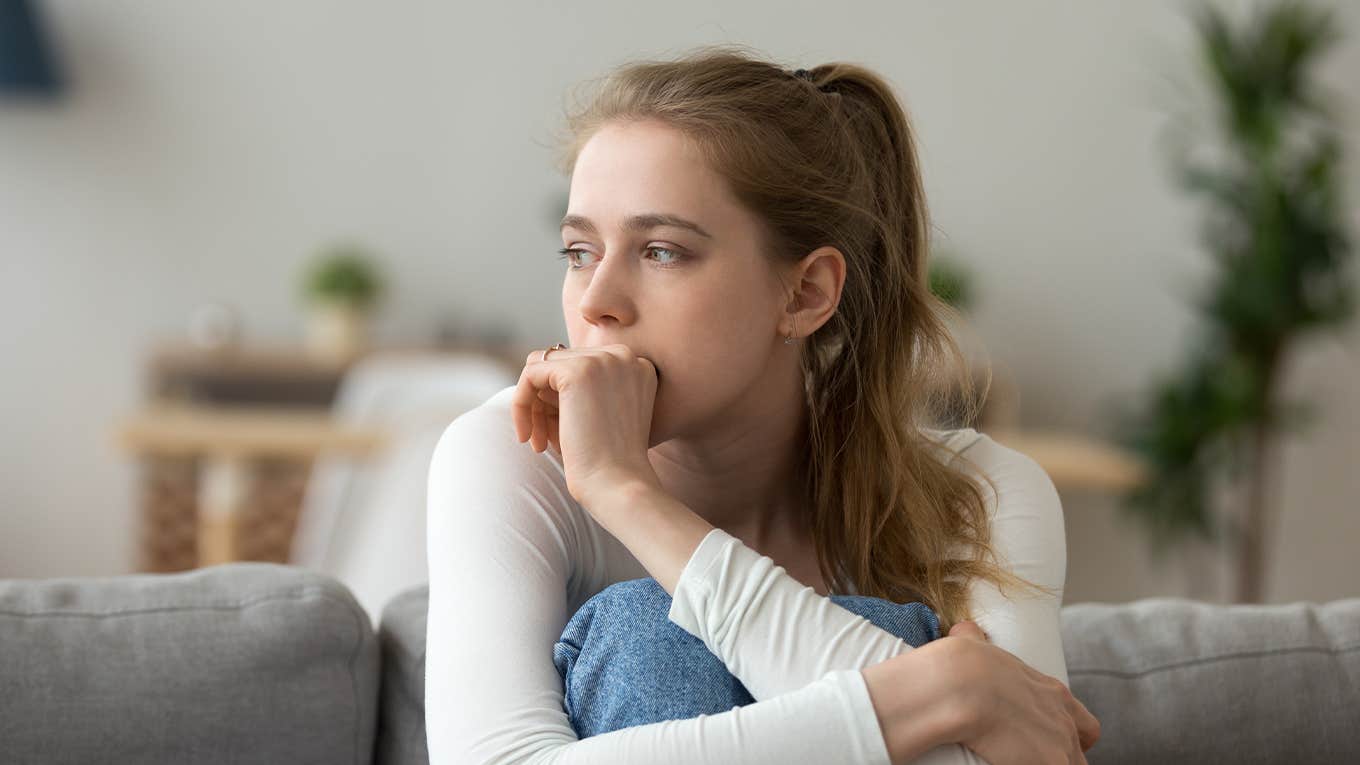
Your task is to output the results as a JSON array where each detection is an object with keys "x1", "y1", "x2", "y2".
[
  {"x1": 581, "y1": 476, "x2": 717, "y2": 595},
  {"x1": 587, "y1": 477, "x2": 973, "y2": 764}
]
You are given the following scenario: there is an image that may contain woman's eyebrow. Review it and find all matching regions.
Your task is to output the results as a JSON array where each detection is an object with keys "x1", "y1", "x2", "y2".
[{"x1": 560, "y1": 212, "x2": 714, "y2": 240}]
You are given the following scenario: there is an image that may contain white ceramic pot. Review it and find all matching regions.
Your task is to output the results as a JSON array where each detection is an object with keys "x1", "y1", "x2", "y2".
[{"x1": 306, "y1": 301, "x2": 368, "y2": 361}]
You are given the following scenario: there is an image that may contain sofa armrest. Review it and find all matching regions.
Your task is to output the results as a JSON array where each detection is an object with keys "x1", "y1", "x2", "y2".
[
  {"x1": 0, "y1": 562, "x2": 379, "y2": 765},
  {"x1": 376, "y1": 584, "x2": 429, "y2": 765}
]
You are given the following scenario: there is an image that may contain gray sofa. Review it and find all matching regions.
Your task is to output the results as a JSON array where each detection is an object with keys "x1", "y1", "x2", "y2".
[{"x1": 1, "y1": 562, "x2": 1355, "y2": 764}]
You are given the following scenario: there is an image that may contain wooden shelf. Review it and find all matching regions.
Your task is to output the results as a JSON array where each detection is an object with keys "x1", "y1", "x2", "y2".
[
  {"x1": 115, "y1": 402, "x2": 390, "y2": 568},
  {"x1": 987, "y1": 428, "x2": 1148, "y2": 492},
  {"x1": 116, "y1": 402, "x2": 388, "y2": 459},
  {"x1": 145, "y1": 340, "x2": 526, "y2": 407},
  {"x1": 121, "y1": 339, "x2": 530, "y2": 571}
]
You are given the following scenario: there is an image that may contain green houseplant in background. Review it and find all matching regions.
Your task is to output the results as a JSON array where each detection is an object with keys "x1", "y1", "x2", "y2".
[
  {"x1": 1111, "y1": 0, "x2": 1353, "y2": 603},
  {"x1": 929, "y1": 249, "x2": 976, "y2": 313},
  {"x1": 300, "y1": 242, "x2": 386, "y2": 361}
]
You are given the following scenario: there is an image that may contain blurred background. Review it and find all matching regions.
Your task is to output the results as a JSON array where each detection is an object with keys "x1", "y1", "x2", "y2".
[{"x1": 1, "y1": 0, "x2": 1356, "y2": 624}]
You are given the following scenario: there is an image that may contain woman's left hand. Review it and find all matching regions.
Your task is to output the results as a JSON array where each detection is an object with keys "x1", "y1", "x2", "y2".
[{"x1": 512, "y1": 343, "x2": 663, "y2": 507}]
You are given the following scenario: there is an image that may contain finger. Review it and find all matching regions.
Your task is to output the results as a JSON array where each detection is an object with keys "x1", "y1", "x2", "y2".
[
  {"x1": 537, "y1": 387, "x2": 560, "y2": 408},
  {"x1": 1070, "y1": 722, "x2": 1089, "y2": 764},
  {"x1": 948, "y1": 620, "x2": 988, "y2": 642},
  {"x1": 538, "y1": 395, "x2": 559, "y2": 452},
  {"x1": 598, "y1": 343, "x2": 635, "y2": 363},
  {"x1": 531, "y1": 397, "x2": 548, "y2": 452},
  {"x1": 512, "y1": 365, "x2": 538, "y2": 442},
  {"x1": 1071, "y1": 697, "x2": 1101, "y2": 751},
  {"x1": 514, "y1": 350, "x2": 569, "y2": 445},
  {"x1": 547, "y1": 411, "x2": 559, "y2": 453},
  {"x1": 600, "y1": 344, "x2": 661, "y2": 383},
  {"x1": 635, "y1": 355, "x2": 658, "y2": 383}
]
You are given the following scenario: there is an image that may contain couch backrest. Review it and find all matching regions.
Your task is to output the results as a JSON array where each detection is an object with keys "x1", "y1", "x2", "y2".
[
  {"x1": 6, "y1": 562, "x2": 1355, "y2": 765},
  {"x1": 1062, "y1": 596, "x2": 1360, "y2": 764},
  {"x1": 381, "y1": 590, "x2": 1360, "y2": 765},
  {"x1": 0, "y1": 562, "x2": 379, "y2": 765}
]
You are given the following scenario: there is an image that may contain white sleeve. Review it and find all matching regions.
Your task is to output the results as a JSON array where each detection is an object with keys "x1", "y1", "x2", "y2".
[
  {"x1": 425, "y1": 402, "x2": 898, "y2": 765},
  {"x1": 666, "y1": 434, "x2": 1070, "y2": 763}
]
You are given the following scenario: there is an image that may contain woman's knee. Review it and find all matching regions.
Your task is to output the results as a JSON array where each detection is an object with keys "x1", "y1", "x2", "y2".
[
  {"x1": 829, "y1": 595, "x2": 942, "y2": 645},
  {"x1": 553, "y1": 577, "x2": 754, "y2": 737},
  {"x1": 554, "y1": 576, "x2": 734, "y2": 684}
]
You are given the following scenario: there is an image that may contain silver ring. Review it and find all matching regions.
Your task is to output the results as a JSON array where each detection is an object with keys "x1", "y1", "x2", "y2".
[{"x1": 539, "y1": 342, "x2": 567, "y2": 362}]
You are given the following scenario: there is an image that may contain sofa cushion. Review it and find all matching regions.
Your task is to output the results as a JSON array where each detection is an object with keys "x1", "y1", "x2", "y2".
[
  {"x1": 377, "y1": 583, "x2": 429, "y2": 765},
  {"x1": 1062, "y1": 596, "x2": 1360, "y2": 764},
  {"x1": 0, "y1": 562, "x2": 378, "y2": 765},
  {"x1": 390, "y1": 587, "x2": 1360, "y2": 764}
]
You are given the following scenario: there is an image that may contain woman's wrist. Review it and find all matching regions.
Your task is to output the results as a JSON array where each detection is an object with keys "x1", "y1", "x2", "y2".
[
  {"x1": 578, "y1": 475, "x2": 716, "y2": 595},
  {"x1": 861, "y1": 643, "x2": 973, "y2": 764}
]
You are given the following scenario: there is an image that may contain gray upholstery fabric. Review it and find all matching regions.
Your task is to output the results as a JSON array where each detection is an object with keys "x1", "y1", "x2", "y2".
[
  {"x1": 377, "y1": 584, "x2": 429, "y2": 765},
  {"x1": 0, "y1": 562, "x2": 379, "y2": 765},
  {"x1": 1063, "y1": 597, "x2": 1360, "y2": 764},
  {"x1": 4, "y1": 562, "x2": 1356, "y2": 765},
  {"x1": 380, "y1": 588, "x2": 1360, "y2": 765}
]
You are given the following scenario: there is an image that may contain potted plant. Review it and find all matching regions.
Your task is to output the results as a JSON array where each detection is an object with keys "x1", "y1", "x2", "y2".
[
  {"x1": 1109, "y1": 0, "x2": 1353, "y2": 603},
  {"x1": 300, "y1": 242, "x2": 385, "y2": 361}
]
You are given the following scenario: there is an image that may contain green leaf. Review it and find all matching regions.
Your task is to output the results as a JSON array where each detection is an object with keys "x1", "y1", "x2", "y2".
[
  {"x1": 1120, "y1": 0, "x2": 1353, "y2": 558},
  {"x1": 302, "y1": 242, "x2": 385, "y2": 309}
]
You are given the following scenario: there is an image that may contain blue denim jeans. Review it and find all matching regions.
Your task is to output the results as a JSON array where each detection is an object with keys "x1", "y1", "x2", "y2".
[{"x1": 552, "y1": 577, "x2": 942, "y2": 739}]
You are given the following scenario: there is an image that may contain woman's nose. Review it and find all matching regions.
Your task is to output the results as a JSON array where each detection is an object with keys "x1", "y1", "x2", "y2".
[{"x1": 576, "y1": 253, "x2": 636, "y2": 326}]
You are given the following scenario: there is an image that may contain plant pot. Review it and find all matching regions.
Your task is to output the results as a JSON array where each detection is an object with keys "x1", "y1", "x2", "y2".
[{"x1": 306, "y1": 302, "x2": 369, "y2": 361}]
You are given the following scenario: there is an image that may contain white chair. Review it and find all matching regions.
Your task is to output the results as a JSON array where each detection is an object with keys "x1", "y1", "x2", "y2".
[{"x1": 288, "y1": 350, "x2": 517, "y2": 626}]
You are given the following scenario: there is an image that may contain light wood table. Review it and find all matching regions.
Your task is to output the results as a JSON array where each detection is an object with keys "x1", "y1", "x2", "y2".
[
  {"x1": 986, "y1": 428, "x2": 1148, "y2": 492},
  {"x1": 116, "y1": 403, "x2": 387, "y2": 567},
  {"x1": 115, "y1": 401, "x2": 1142, "y2": 568}
]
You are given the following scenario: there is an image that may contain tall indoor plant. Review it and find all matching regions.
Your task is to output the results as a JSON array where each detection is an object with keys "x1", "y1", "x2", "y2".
[{"x1": 1111, "y1": 0, "x2": 1353, "y2": 603}]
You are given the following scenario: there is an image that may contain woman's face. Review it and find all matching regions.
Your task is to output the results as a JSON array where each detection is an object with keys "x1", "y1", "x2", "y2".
[{"x1": 560, "y1": 119, "x2": 790, "y2": 446}]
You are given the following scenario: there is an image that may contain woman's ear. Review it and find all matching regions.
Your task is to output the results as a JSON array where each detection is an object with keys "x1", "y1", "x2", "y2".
[{"x1": 784, "y1": 246, "x2": 845, "y2": 338}]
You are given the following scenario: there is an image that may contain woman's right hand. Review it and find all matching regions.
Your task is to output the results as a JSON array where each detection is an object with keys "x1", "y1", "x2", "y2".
[{"x1": 937, "y1": 619, "x2": 1101, "y2": 764}]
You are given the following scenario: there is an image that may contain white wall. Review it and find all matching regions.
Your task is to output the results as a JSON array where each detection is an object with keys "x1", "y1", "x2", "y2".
[{"x1": 2, "y1": 0, "x2": 1356, "y2": 603}]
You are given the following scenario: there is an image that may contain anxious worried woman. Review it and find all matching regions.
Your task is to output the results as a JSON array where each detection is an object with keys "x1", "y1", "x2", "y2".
[{"x1": 425, "y1": 45, "x2": 1101, "y2": 765}]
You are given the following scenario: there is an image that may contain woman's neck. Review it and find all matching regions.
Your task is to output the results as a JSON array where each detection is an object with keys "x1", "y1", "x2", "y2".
[{"x1": 646, "y1": 368, "x2": 811, "y2": 555}]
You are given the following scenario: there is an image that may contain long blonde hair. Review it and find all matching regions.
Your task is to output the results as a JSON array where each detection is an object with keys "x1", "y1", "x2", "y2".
[{"x1": 549, "y1": 44, "x2": 1056, "y2": 631}]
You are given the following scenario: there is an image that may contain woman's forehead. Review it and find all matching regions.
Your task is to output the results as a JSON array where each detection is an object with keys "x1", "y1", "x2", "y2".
[{"x1": 569, "y1": 123, "x2": 757, "y2": 241}]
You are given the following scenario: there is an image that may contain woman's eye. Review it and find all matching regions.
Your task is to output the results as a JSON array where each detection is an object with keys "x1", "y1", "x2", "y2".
[
  {"x1": 645, "y1": 246, "x2": 685, "y2": 267},
  {"x1": 556, "y1": 246, "x2": 686, "y2": 270},
  {"x1": 556, "y1": 248, "x2": 597, "y2": 269}
]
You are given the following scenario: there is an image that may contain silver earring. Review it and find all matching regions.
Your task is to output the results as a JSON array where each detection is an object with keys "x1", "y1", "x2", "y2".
[{"x1": 785, "y1": 315, "x2": 798, "y2": 344}]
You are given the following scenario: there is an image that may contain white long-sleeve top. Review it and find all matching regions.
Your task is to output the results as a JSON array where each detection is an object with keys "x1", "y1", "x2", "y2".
[{"x1": 425, "y1": 384, "x2": 1070, "y2": 764}]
